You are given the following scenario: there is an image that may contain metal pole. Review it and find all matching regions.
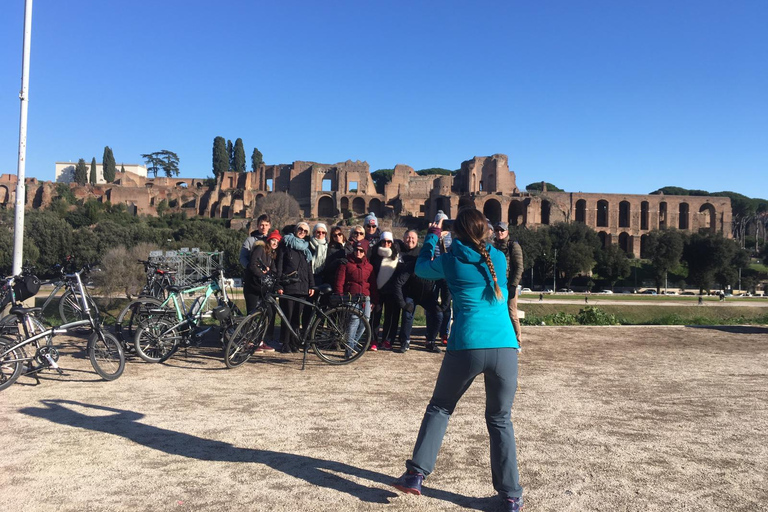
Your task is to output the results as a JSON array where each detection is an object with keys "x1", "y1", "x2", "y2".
[
  {"x1": 553, "y1": 248, "x2": 557, "y2": 291},
  {"x1": 12, "y1": 0, "x2": 34, "y2": 275}
]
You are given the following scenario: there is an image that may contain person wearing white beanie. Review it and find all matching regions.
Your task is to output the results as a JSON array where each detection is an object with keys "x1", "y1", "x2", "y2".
[{"x1": 363, "y1": 212, "x2": 381, "y2": 250}]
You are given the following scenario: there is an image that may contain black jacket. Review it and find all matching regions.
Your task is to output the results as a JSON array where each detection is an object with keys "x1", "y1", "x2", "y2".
[{"x1": 275, "y1": 242, "x2": 315, "y2": 296}]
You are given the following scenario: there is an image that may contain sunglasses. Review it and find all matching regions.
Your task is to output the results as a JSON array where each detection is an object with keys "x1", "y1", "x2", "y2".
[
  {"x1": 354, "y1": 248, "x2": 366, "y2": 253},
  {"x1": 296, "y1": 227, "x2": 308, "y2": 234},
  {"x1": 494, "y1": 228, "x2": 507, "y2": 232},
  {"x1": 381, "y1": 240, "x2": 393, "y2": 245},
  {"x1": 332, "y1": 232, "x2": 344, "y2": 237},
  {"x1": 354, "y1": 231, "x2": 364, "y2": 236},
  {"x1": 366, "y1": 225, "x2": 377, "y2": 229},
  {"x1": 315, "y1": 231, "x2": 326, "y2": 235}
]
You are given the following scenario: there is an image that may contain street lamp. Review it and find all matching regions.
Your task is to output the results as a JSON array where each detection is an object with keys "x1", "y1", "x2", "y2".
[{"x1": 553, "y1": 248, "x2": 558, "y2": 291}]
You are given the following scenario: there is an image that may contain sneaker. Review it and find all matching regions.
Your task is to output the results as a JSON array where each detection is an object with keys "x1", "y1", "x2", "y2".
[
  {"x1": 503, "y1": 496, "x2": 524, "y2": 511},
  {"x1": 369, "y1": 344, "x2": 378, "y2": 352},
  {"x1": 382, "y1": 340, "x2": 392, "y2": 350},
  {"x1": 425, "y1": 342, "x2": 441, "y2": 353},
  {"x1": 397, "y1": 341, "x2": 410, "y2": 353},
  {"x1": 441, "y1": 335, "x2": 448, "y2": 346},
  {"x1": 391, "y1": 471, "x2": 424, "y2": 495},
  {"x1": 258, "y1": 341, "x2": 275, "y2": 352}
]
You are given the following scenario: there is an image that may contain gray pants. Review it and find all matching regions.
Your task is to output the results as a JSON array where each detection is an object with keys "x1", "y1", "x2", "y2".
[{"x1": 406, "y1": 348, "x2": 523, "y2": 499}]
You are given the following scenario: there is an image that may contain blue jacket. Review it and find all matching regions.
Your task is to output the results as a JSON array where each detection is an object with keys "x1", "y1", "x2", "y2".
[{"x1": 415, "y1": 233, "x2": 518, "y2": 351}]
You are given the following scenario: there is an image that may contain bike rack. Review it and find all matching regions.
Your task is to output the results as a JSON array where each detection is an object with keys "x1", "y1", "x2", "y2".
[{"x1": 148, "y1": 249, "x2": 224, "y2": 287}]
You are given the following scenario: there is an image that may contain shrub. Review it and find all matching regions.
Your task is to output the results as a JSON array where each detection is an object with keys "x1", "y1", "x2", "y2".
[{"x1": 576, "y1": 306, "x2": 619, "y2": 325}]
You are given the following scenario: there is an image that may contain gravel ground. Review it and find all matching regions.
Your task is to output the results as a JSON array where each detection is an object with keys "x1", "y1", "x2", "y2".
[{"x1": 1, "y1": 325, "x2": 766, "y2": 512}]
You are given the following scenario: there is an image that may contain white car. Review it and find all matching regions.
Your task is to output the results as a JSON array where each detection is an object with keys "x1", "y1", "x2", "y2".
[
  {"x1": 521, "y1": 288, "x2": 532, "y2": 293},
  {"x1": 597, "y1": 290, "x2": 614, "y2": 294}
]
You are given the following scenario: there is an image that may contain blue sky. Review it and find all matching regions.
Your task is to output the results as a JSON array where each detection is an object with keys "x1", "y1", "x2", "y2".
[{"x1": 1, "y1": 1, "x2": 766, "y2": 199}]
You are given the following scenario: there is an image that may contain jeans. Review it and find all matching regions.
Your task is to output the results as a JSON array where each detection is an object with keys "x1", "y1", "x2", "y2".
[
  {"x1": 406, "y1": 348, "x2": 523, "y2": 500},
  {"x1": 439, "y1": 302, "x2": 451, "y2": 338},
  {"x1": 399, "y1": 297, "x2": 442, "y2": 345},
  {"x1": 345, "y1": 296, "x2": 371, "y2": 351}
]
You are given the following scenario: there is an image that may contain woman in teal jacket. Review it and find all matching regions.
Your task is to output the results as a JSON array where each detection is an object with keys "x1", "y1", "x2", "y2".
[{"x1": 391, "y1": 208, "x2": 523, "y2": 512}]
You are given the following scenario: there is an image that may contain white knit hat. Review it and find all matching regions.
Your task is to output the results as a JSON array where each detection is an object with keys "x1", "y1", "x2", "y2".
[
  {"x1": 381, "y1": 231, "x2": 394, "y2": 241},
  {"x1": 313, "y1": 222, "x2": 328, "y2": 234}
]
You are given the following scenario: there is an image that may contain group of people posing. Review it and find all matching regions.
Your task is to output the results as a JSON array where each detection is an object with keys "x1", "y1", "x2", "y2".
[{"x1": 240, "y1": 208, "x2": 526, "y2": 510}]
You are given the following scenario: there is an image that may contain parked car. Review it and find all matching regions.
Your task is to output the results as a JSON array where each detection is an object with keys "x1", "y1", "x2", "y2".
[
  {"x1": 596, "y1": 290, "x2": 614, "y2": 294},
  {"x1": 641, "y1": 290, "x2": 657, "y2": 295},
  {"x1": 662, "y1": 291, "x2": 677, "y2": 295},
  {"x1": 681, "y1": 291, "x2": 695, "y2": 296},
  {"x1": 521, "y1": 288, "x2": 532, "y2": 293},
  {"x1": 557, "y1": 288, "x2": 574, "y2": 294}
]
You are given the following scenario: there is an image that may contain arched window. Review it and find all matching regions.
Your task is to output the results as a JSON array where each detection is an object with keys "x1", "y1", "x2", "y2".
[
  {"x1": 699, "y1": 203, "x2": 716, "y2": 233},
  {"x1": 483, "y1": 199, "x2": 502, "y2": 224},
  {"x1": 317, "y1": 196, "x2": 334, "y2": 217},
  {"x1": 597, "y1": 200, "x2": 609, "y2": 227},
  {"x1": 575, "y1": 199, "x2": 586, "y2": 223},
  {"x1": 618, "y1": 232, "x2": 631, "y2": 253},
  {"x1": 659, "y1": 202, "x2": 667, "y2": 229},
  {"x1": 640, "y1": 201, "x2": 649, "y2": 230},
  {"x1": 541, "y1": 200, "x2": 551, "y2": 225},
  {"x1": 619, "y1": 201, "x2": 630, "y2": 228},
  {"x1": 678, "y1": 203, "x2": 689, "y2": 230},
  {"x1": 352, "y1": 197, "x2": 366, "y2": 214}
]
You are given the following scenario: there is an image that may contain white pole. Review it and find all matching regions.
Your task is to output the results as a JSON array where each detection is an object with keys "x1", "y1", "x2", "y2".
[{"x1": 12, "y1": 0, "x2": 33, "y2": 275}]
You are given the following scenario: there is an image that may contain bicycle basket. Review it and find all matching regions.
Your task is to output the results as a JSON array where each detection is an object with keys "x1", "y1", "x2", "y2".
[
  {"x1": 13, "y1": 274, "x2": 41, "y2": 302},
  {"x1": 259, "y1": 271, "x2": 278, "y2": 295},
  {"x1": 213, "y1": 304, "x2": 231, "y2": 322}
]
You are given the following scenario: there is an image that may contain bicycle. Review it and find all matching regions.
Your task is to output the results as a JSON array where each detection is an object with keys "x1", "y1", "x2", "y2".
[
  {"x1": 223, "y1": 267, "x2": 372, "y2": 370},
  {"x1": 137, "y1": 259, "x2": 177, "y2": 300},
  {"x1": 130, "y1": 270, "x2": 241, "y2": 363},
  {"x1": 0, "y1": 265, "x2": 125, "y2": 392}
]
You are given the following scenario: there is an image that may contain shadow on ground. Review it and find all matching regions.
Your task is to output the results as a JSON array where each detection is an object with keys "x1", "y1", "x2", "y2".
[{"x1": 20, "y1": 399, "x2": 499, "y2": 510}]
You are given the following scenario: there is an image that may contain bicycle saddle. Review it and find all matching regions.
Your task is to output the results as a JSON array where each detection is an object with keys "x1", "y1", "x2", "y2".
[
  {"x1": 314, "y1": 284, "x2": 333, "y2": 295},
  {"x1": 9, "y1": 306, "x2": 42, "y2": 316}
]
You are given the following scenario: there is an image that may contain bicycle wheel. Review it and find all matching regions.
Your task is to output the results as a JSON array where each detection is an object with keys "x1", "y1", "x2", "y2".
[
  {"x1": 114, "y1": 297, "x2": 163, "y2": 346},
  {"x1": 0, "y1": 314, "x2": 52, "y2": 345},
  {"x1": 310, "y1": 305, "x2": 372, "y2": 364},
  {"x1": 134, "y1": 317, "x2": 180, "y2": 363},
  {"x1": 59, "y1": 290, "x2": 98, "y2": 331},
  {"x1": 88, "y1": 331, "x2": 125, "y2": 381},
  {"x1": 224, "y1": 309, "x2": 268, "y2": 369},
  {"x1": 0, "y1": 336, "x2": 23, "y2": 392}
]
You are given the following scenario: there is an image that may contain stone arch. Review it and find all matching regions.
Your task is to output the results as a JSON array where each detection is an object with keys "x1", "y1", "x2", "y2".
[
  {"x1": 541, "y1": 200, "x2": 551, "y2": 225},
  {"x1": 618, "y1": 232, "x2": 631, "y2": 253},
  {"x1": 340, "y1": 196, "x2": 349, "y2": 214},
  {"x1": 659, "y1": 201, "x2": 668, "y2": 229},
  {"x1": 597, "y1": 200, "x2": 609, "y2": 227},
  {"x1": 575, "y1": 199, "x2": 586, "y2": 223},
  {"x1": 598, "y1": 231, "x2": 610, "y2": 249},
  {"x1": 352, "y1": 197, "x2": 366, "y2": 215},
  {"x1": 0, "y1": 185, "x2": 10, "y2": 204},
  {"x1": 176, "y1": 182, "x2": 188, "y2": 188},
  {"x1": 509, "y1": 200, "x2": 527, "y2": 227},
  {"x1": 369, "y1": 198, "x2": 382, "y2": 217},
  {"x1": 699, "y1": 203, "x2": 716, "y2": 233},
  {"x1": 255, "y1": 193, "x2": 265, "y2": 201},
  {"x1": 317, "y1": 195, "x2": 335, "y2": 217},
  {"x1": 640, "y1": 201, "x2": 649, "y2": 230},
  {"x1": 482, "y1": 198, "x2": 502, "y2": 224},
  {"x1": 678, "y1": 202, "x2": 689, "y2": 230},
  {"x1": 619, "y1": 201, "x2": 630, "y2": 228},
  {"x1": 640, "y1": 234, "x2": 649, "y2": 258}
]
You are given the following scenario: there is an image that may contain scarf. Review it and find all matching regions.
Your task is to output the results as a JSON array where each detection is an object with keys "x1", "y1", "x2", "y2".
[
  {"x1": 309, "y1": 237, "x2": 328, "y2": 274},
  {"x1": 283, "y1": 233, "x2": 314, "y2": 263}
]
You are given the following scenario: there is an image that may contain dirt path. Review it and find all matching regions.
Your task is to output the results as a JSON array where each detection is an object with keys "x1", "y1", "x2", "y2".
[{"x1": 1, "y1": 325, "x2": 766, "y2": 511}]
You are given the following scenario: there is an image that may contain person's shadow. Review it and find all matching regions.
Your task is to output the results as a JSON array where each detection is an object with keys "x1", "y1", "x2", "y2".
[{"x1": 20, "y1": 400, "x2": 498, "y2": 510}]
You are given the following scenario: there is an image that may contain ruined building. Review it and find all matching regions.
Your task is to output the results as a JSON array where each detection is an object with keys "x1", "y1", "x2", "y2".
[{"x1": 0, "y1": 153, "x2": 731, "y2": 259}]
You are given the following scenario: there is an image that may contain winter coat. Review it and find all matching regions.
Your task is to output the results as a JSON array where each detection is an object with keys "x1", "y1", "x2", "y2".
[
  {"x1": 275, "y1": 240, "x2": 315, "y2": 296},
  {"x1": 369, "y1": 242, "x2": 401, "y2": 296},
  {"x1": 239, "y1": 232, "x2": 268, "y2": 268},
  {"x1": 416, "y1": 232, "x2": 518, "y2": 351},
  {"x1": 493, "y1": 239, "x2": 524, "y2": 294},
  {"x1": 334, "y1": 253, "x2": 378, "y2": 304},
  {"x1": 394, "y1": 258, "x2": 446, "y2": 312},
  {"x1": 245, "y1": 240, "x2": 275, "y2": 291}
]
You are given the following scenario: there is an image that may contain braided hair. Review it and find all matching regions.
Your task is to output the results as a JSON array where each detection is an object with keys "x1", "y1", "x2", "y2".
[{"x1": 452, "y1": 208, "x2": 504, "y2": 301}]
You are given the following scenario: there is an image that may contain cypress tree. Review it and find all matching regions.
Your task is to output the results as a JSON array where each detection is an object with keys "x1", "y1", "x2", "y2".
[
  {"x1": 212, "y1": 136, "x2": 228, "y2": 177},
  {"x1": 233, "y1": 138, "x2": 246, "y2": 173},
  {"x1": 102, "y1": 146, "x2": 116, "y2": 183},
  {"x1": 251, "y1": 148, "x2": 263, "y2": 171},
  {"x1": 89, "y1": 157, "x2": 98, "y2": 184},
  {"x1": 226, "y1": 139, "x2": 234, "y2": 172},
  {"x1": 120, "y1": 164, "x2": 126, "y2": 174},
  {"x1": 74, "y1": 158, "x2": 88, "y2": 185}
]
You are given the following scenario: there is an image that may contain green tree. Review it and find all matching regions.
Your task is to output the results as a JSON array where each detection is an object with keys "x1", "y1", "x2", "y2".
[
  {"x1": 416, "y1": 168, "x2": 454, "y2": 176},
  {"x1": 102, "y1": 146, "x2": 116, "y2": 183},
  {"x1": 251, "y1": 147, "x2": 263, "y2": 171},
  {"x1": 682, "y1": 233, "x2": 743, "y2": 293},
  {"x1": 24, "y1": 210, "x2": 73, "y2": 270},
  {"x1": 74, "y1": 158, "x2": 88, "y2": 185},
  {"x1": 645, "y1": 229, "x2": 685, "y2": 292},
  {"x1": 120, "y1": 164, "x2": 126, "y2": 174},
  {"x1": 547, "y1": 222, "x2": 600, "y2": 288},
  {"x1": 142, "y1": 150, "x2": 180, "y2": 178},
  {"x1": 227, "y1": 139, "x2": 234, "y2": 172},
  {"x1": 233, "y1": 138, "x2": 246, "y2": 173},
  {"x1": 526, "y1": 182, "x2": 564, "y2": 192},
  {"x1": 89, "y1": 157, "x2": 98, "y2": 184},
  {"x1": 371, "y1": 169, "x2": 394, "y2": 194},
  {"x1": 253, "y1": 192, "x2": 301, "y2": 231},
  {"x1": 213, "y1": 136, "x2": 228, "y2": 177},
  {"x1": 595, "y1": 245, "x2": 631, "y2": 291}
]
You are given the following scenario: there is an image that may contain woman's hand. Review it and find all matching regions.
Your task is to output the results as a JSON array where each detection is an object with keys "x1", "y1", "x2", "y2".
[
  {"x1": 308, "y1": 288, "x2": 315, "y2": 297},
  {"x1": 429, "y1": 218, "x2": 444, "y2": 231}
]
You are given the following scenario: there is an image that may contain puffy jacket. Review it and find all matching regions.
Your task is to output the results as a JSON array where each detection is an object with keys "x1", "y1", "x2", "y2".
[
  {"x1": 416, "y1": 233, "x2": 518, "y2": 351},
  {"x1": 245, "y1": 241, "x2": 275, "y2": 290},
  {"x1": 493, "y1": 239, "x2": 524, "y2": 294},
  {"x1": 334, "y1": 254, "x2": 378, "y2": 304},
  {"x1": 275, "y1": 242, "x2": 314, "y2": 296}
]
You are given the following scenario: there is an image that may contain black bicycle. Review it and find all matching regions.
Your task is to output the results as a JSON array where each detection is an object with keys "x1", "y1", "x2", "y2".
[
  {"x1": 223, "y1": 267, "x2": 372, "y2": 370},
  {"x1": 0, "y1": 265, "x2": 125, "y2": 391}
]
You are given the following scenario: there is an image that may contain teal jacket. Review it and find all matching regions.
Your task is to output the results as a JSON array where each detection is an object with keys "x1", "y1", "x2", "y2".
[{"x1": 415, "y1": 233, "x2": 518, "y2": 351}]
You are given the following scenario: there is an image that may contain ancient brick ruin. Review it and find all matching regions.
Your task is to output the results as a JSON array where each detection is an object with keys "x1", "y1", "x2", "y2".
[{"x1": 0, "y1": 153, "x2": 732, "y2": 258}]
